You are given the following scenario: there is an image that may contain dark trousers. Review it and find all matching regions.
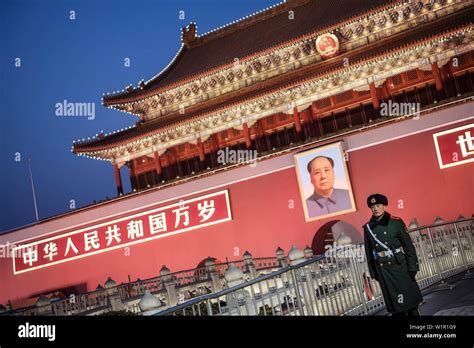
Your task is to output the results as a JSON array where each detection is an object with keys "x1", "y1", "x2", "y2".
[{"x1": 392, "y1": 306, "x2": 421, "y2": 316}]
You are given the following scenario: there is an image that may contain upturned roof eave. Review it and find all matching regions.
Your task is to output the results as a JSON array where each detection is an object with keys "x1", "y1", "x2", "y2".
[
  {"x1": 101, "y1": 0, "x2": 398, "y2": 107},
  {"x1": 73, "y1": 21, "x2": 473, "y2": 156}
]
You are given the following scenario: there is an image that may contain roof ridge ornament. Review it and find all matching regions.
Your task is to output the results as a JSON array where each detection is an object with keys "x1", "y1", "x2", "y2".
[{"x1": 182, "y1": 22, "x2": 197, "y2": 48}]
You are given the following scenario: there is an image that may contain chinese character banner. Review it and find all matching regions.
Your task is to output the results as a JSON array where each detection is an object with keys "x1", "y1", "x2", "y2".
[
  {"x1": 13, "y1": 190, "x2": 232, "y2": 274},
  {"x1": 433, "y1": 123, "x2": 474, "y2": 169}
]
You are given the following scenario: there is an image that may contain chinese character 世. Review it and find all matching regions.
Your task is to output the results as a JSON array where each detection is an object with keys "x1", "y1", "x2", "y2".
[{"x1": 456, "y1": 131, "x2": 474, "y2": 158}]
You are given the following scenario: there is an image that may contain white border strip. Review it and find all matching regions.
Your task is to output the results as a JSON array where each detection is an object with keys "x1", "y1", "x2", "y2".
[
  {"x1": 5, "y1": 111, "x2": 472, "y2": 245},
  {"x1": 346, "y1": 116, "x2": 474, "y2": 153},
  {"x1": 5, "y1": 165, "x2": 293, "y2": 246}
]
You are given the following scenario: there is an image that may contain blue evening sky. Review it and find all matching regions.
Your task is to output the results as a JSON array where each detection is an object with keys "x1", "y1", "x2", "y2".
[{"x1": 0, "y1": 0, "x2": 279, "y2": 232}]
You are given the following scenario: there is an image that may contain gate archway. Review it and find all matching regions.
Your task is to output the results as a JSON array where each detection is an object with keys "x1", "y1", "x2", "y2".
[{"x1": 311, "y1": 220, "x2": 362, "y2": 255}]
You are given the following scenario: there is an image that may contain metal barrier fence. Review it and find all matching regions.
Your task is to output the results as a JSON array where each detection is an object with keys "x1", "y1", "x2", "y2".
[
  {"x1": 5, "y1": 256, "x2": 281, "y2": 316},
  {"x1": 156, "y1": 217, "x2": 474, "y2": 316},
  {"x1": 114, "y1": 257, "x2": 279, "y2": 301}
]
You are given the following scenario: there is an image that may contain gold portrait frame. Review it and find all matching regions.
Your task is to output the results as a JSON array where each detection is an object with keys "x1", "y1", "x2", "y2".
[{"x1": 293, "y1": 142, "x2": 356, "y2": 222}]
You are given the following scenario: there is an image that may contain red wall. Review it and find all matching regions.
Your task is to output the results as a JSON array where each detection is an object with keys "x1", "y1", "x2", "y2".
[{"x1": 1, "y1": 119, "x2": 473, "y2": 304}]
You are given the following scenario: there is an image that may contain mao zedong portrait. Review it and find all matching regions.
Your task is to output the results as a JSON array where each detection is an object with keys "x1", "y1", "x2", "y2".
[{"x1": 305, "y1": 156, "x2": 352, "y2": 217}]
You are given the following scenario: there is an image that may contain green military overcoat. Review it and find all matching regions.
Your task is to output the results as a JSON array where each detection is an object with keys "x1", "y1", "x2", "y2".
[{"x1": 363, "y1": 212, "x2": 423, "y2": 313}]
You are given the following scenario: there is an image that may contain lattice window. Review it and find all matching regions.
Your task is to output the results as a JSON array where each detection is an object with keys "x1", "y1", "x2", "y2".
[
  {"x1": 422, "y1": 69, "x2": 432, "y2": 77},
  {"x1": 219, "y1": 130, "x2": 229, "y2": 141},
  {"x1": 391, "y1": 75, "x2": 403, "y2": 86},
  {"x1": 457, "y1": 53, "x2": 468, "y2": 66},
  {"x1": 315, "y1": 98, "x2": 331, "y2": 109},
  {"x1": 279, "y1": 113, "x2": 288, "y2": 122},
  {"x1": 334, "y1": 90, "x2": 353, "y2": 104},
  {"x1": 406, "y1": 70, "x2": 419, "y2": 81},
  {"x1": 266, "y1": 115, "x2": 275, "y2": 125},
  {"x1": 356, "y1": 89, "x2": 370, "y2": 97}
]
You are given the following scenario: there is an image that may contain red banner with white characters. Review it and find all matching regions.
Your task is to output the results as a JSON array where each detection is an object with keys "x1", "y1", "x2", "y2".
[
  {"x1": 12, "y1": 190, "x2": 232, "y2": 274},
  {"x1": 433, "y1": 123, "x2": 474, "y2": 169}
]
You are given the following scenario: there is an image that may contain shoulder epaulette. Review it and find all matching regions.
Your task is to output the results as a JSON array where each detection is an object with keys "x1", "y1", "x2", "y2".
[{"x1": 391, "y1": 216, "x2": 401, "y2": 220}]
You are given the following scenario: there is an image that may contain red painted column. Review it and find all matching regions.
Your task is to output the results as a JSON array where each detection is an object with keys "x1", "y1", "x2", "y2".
[
  {"x1": 257, "y1": 119, "x2": 265, "y2": 136},
  {"x1": 128, "y1": 159, "x2": 137, "y2": 191},
  {"x1": 210, "y1": 134, "x2": 220, "y2": 168},
  {"x1": 197, "y1": 137, "x2": 205, "y2": 162},
  {"x1": 212, "y1": 133, "x2": 219, "y2": 151},
  {"x1": 447, "y1": 58, "x2": 460, "y2": 96},
  {"x1": 242, "y1": 122, "x2": 251, "y2": 149},
  {"x1": 113, "y1": 163, "x2": 123, "y2": 195},
  {"x1": 431, "y1": 62, "x2": 444, "y2": 92},
  {"x1": 169, "y1": 148, "x2": 176, "y2": 164},
  {"x1": 383, "y1": 81, "x2": 391, "y2": 99},
  {"x1": 153, "y1": 151, "x2": 162, "y2": 175},
  {"x1": 310, "y1": 102, "x2": 318, "y2": 121},
  {"x1": 369, "y1": 82, "x2": 380, "y2": 111},
  {"x1": 292, "y1": 107, "x2": 302, "y2": 133},
  {"x1": 256, "y1": 119, "x2": 268, "y2": 151},
  {"x1": 447, "y1": 58, "x2": 455, "y2": 78},
  {"x1": 311, "y1": 102, "x2": 324, "y2": 135}
]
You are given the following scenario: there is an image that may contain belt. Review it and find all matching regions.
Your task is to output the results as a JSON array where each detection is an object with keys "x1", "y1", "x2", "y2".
[{"x1": 377, "y1": 248, "x2": 403, "y2": 258}]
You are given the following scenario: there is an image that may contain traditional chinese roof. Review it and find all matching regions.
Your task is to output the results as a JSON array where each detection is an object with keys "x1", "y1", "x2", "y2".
[
  {"x1": 103, "y1": 0, "x2": 392, "y2": 107},
  {"x1": 73, "y1": 0, "x2": 474, "y2": 161},
  {"x1": 73, "y1": 13, "x2": 473, "y2": 154}
]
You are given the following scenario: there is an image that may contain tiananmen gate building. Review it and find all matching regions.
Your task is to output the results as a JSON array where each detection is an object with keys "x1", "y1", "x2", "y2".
[{"x1": 1, "y1": 0, "x2": 473, "y2": 314}]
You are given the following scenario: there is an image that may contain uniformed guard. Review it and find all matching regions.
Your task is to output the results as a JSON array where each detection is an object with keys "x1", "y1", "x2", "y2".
[{"x1": 363, "y1": 193, "x2": 423, "y2": 316}]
